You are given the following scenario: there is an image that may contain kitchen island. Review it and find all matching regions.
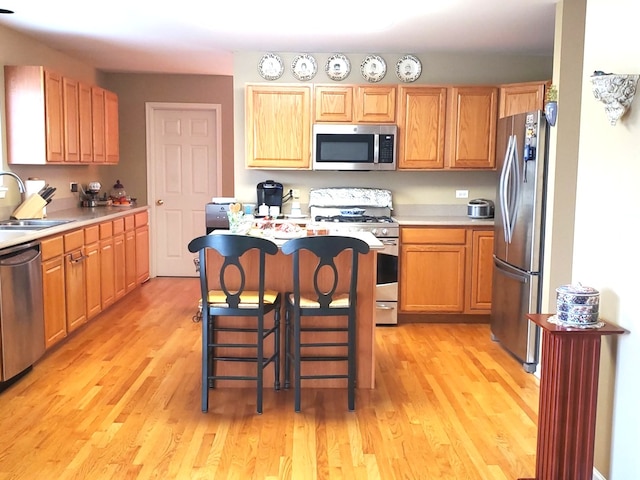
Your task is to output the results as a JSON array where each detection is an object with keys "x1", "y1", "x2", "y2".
[{"x1": 204, "y1": 230, "x2": 382, "y2": 389}]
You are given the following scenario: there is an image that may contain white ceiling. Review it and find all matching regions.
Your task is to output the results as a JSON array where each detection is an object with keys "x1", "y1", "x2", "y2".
[{"x1": 0, "y1": 0, "x2": 557, "y2": 76}]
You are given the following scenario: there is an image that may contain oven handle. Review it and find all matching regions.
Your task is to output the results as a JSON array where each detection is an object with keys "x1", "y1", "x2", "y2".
[
  {"x1": 376, "y1": 303, "x2": 395, "y2": 310},
  {"x1": 378, "y1": 239, "x2": 398, "y2": 256}
]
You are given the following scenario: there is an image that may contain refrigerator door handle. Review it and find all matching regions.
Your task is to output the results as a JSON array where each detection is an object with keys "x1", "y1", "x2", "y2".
[
  {"x1": 494, "y1": 256, "x2": 529, "y2": 283},
  {"x1": 499, "y1": 136, "x2": 515, "y2": 243},
  {"x1": 503, "y1": 135, "x2": 521, "y2": 244}
]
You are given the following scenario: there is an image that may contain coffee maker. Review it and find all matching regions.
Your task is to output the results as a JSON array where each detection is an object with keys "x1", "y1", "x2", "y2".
[{"x1": 256, "y1": 180, "x2": 283, "y2": 214}]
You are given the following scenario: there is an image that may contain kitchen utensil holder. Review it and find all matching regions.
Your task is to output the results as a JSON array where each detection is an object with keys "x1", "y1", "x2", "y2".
[{"x1": 12, "y1": 194, "x2": 46, "y2": 219}]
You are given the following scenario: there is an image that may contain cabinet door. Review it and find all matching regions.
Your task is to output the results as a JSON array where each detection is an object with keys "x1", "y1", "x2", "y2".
[
  {"x1": 105, "y1": 90, "x2": 119, "y2": 164},
  {"x1": 135, "y1": 225, "x2": 150, "y2": 284},
  {"x1": 92, "y1": 87, "x2": 106, "y2": 163},
  {"x1": 65, "y1": 250, "x2": 87, "y2": 332},
  {"x1": 314, "y1": 86, "x2": 353, "y2": 122},
  {"x1": 354, "y1": 86, "x2": 396, "y2": 123},
  {"x1": 44, "y1": 70, "x2": 65, "y2": 163},
  {"x1": 42, "y1": 256, "x2": 66, "y2": 349},
  {"x1": 78, "y1": 82, "x2": 94, "y2": 163},
  {"x1": 397, "y1": 86, "x2": 447, "y2": 169},
  {"x1": 84, "y1": 242, "x2": 101, "y2": 319},
  {"x1": 246, "y1": 85, "x2": 311, "y2": 169},
  {"x1": 469, "y1": 230, "x2": 495, "y2": 311},
  {"x1": 125, "y1": 229, "x2": 137, "y2": 292},
  {"x1": 499, "y1": 81, "x2": 548, "y2": 118},
  {"x1": 62, "y1": 77, "x2": 80, "y2": 163},
  {"x1": 114, "y1": 233, "x2": 126, "y2": 301},
  {"x1": 400, "y1": 244, "x2": 466, "y2": 312},
  {"x1": 447, "y1": 86, "x2": 497, "y2": 169},
  {"x1": 100, "y1": 237, "x2": 115, "y2": 309}
]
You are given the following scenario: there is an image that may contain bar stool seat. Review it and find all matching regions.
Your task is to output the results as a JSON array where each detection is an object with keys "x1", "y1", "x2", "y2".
[{"x1": 187, "y1": 234, "x2": 281, "y2": 414}]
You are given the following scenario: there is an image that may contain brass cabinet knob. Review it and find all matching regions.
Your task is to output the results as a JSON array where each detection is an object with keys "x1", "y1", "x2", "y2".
[{"x1": 156, "y1": 199, "x2": 164, "y2": 205}]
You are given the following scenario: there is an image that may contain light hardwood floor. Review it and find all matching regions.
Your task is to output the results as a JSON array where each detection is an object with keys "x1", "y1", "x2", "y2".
[{"x1": 0, "y1": 278, "x2": 539, "y2": 479}]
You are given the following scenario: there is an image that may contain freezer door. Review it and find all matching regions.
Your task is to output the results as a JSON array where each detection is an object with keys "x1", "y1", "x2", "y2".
[
  {"x1": 494, "y1": 111, "x2": 548, "y2": 273},
  {"x1": 490, "y1": 257, "x2": 539, "y2": 371}
]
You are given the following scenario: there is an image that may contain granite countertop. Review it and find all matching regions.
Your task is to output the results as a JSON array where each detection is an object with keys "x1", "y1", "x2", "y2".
[
  {"x1": 393, "y1": 215, "x2": 494, "y2": 227},
  {"x1": 0, "y1": 204, "x2": 149, "y2": 249}
]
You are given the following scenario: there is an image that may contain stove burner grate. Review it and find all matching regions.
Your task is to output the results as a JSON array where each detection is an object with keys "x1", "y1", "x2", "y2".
[{"x1": 314, "y1": 215, "x2": 395, "y2": 224}]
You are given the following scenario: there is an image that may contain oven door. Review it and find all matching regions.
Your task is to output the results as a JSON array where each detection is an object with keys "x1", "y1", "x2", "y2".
[{"x1": 376, "y1": 239, "x2": 398, "y2": 325}]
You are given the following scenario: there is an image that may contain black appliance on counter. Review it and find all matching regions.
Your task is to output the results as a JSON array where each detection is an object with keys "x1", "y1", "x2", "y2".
[
  {"x1": 257, "y1": 180, "x2": 284, "y2": 211},
  {"x1": 205, "y1": 198, "x2": 236, "y2": 234}
]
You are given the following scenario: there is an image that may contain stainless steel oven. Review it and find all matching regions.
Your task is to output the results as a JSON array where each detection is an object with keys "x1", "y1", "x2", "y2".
[{"x1": 375, "y1": 237, "x2": 399, "y2": 325}]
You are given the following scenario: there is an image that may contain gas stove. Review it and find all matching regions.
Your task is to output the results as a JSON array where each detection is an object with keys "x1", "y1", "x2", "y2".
[{"x1": 308, "y1": 188, "x2": 398, "y2": 238}]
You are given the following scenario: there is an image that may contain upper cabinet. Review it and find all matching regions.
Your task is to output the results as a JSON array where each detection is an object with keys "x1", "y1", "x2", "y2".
[
  {"x1": 4, "y1": 65, "x2": 119, "y2": 165},
  {"x1": 245, "y1": 84, "x2": 312, "y2": 169},
  {"x1": 314, "y1": 85, "x2": 396, "y2": 123},
  {"x1": 397, "y1": 85, "x2": 497, "y2": 170},
  {"x1": 397, "y1": 86, "x2": 447, "y2": 169},
  {"x1": 447, "y1": 86, "x2": 498, "y2": 169},
  {"x1": 499, "y1": 81, "x2": 550, "y2": 118}
]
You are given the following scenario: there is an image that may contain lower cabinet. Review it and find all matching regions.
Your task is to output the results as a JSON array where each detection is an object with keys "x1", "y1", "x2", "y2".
[
  {"x1": 41, "y1": 237, "x2": 66, "y2": 349},
  {"x1": 39, "y1": 209, "x2": 150, "y2": 350},
  {"x1": 399, "y1": 226, "x2": 494, "y2": 316}
]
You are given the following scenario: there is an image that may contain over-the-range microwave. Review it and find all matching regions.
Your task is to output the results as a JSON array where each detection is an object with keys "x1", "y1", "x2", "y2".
[{"x1": 312, "y1": 124, "x2": 397, "y2": 171}]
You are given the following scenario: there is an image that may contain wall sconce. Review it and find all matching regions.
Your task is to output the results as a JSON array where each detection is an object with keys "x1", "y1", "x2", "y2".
[{"x1": 591, "y1": 72, "x2": 639, "y2": 125}]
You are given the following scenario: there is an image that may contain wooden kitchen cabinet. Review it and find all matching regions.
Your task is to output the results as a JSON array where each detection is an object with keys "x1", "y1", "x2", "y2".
[
  {"x1": 92, "y1": 87, "x2": 107, "y2": 163},
  {"x1": 64, "y1": 229, "x2": 87, "y2": 332},
  {"x1": 84, "y1": 225, "x2": 102, "y2": 320},
  {"x1": 245, "y1": 84, "x2": 312, "y2": 169},
  {"x1": 124, "y1": 215, "x2": 137, "y2": 292},
  {"x1": 355, "y1": 85, "x2": 396, "y2": 123},
  {"x1": 104, "y1": 90, "x2": 119, "y2": 163},
  {"x1": 99, "y1": 221, "x2": 115, "y2": 309},
  {"x1": 4, "y1": 66, "x2": 64, "y2": 164},
  {"x1": 397, "y1": 86, "x2": 447, "y2": 169},
  {"x1": 41, "y1": 236, "x2": 67, "y2": 349},
  {"x1": 62, "y1": 77, "x2": 81, "y2": 163},
  {"x1": 314, "y1": 85, "x2": 396, "y2": 123},
  {"x1": 135, "y1": 211, "x2": 150, "y2": 284},
  {"x1": 499, "y1": 80, "x2": 550, "y2": 118},
  {"x1": 400, "y1": 228, "x2": 467, "y2": 313},
  {"x1": 78, "y1": 82, "x2": 94, "y2": 163},
  {"x1": 447, "y1": 86, "x2": 498, "y2": 169},
  {"x1": 113, "y1": 218, "x2": 126, "y2": 301},
  {"x1": 468, "y1": 229, "x2": 494, "y2": 312}
]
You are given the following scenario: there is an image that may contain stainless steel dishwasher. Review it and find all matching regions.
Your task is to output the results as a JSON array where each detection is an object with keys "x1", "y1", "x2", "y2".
[{"x1": 0, "y1": 240, "x2": 45, "y2": 385}]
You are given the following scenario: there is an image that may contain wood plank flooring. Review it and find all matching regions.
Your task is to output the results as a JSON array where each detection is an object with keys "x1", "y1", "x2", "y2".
[{"x1": 0, "y1": 278, "x2": 539, "y2": 479}]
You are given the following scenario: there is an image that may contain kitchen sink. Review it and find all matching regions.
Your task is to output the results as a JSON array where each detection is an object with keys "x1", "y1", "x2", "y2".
[{"x1": 0, "y1": 219, "x2": 75, "y2": 230}]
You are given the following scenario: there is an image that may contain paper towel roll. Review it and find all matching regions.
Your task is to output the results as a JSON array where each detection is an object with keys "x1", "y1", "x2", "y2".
[
  {"x1": 25, "y1": 178, "x2": 46, "y2": 216},
  {"x1": 25, "y1": 179, "x2": 46, "y2": 198}
]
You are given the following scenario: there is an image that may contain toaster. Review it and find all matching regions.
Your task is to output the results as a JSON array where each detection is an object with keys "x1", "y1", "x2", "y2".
[{"x1": 467, "y1": 199, "x2": 495, "y2": 219}]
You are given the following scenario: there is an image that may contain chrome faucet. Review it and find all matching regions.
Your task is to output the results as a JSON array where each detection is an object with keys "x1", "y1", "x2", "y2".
[{"x1": 0, "y1": 171, "x2": 27, "y2": 202}]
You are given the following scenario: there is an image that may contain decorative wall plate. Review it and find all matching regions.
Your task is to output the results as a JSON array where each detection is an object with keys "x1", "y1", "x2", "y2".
[
  {"x1": 325, "y1": 54, "x2": 351, "y2": 81},
  {"x1": 258, "y1": 53, "x2": 284, "y2": 80},
  {"x1": 291, "y1": 54, "x2": 317, "y2": 81},
  {"x1": 396, "y1": 54, "x2": 422, "y2": 83},
  {"x1": 360, "y1": 55, "x2": 386, "y2": 83}
]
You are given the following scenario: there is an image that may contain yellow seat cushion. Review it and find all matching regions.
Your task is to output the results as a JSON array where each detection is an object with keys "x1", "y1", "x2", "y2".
[
  {"x1": 287, "y1": 292, "x2": 350, "y2": 308},
  {"x1": 200, "y1": 290, "x2": 279, "y2": 308}
]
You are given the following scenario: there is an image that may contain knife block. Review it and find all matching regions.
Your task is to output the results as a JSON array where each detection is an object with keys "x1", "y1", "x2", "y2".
[{"x1": 11, "y1": 194, "x2": 47, "y2": 219}]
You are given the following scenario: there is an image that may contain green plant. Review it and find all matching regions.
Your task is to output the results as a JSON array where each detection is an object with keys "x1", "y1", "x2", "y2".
[{"x1": 546, "y1": 84, "x2": 558, "y2": 103}]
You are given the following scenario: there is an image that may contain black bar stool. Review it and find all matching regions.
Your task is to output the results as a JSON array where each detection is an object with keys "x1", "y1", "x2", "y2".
[
  {"x1": 187, "y1": 234, "x2": 281, "y2": 414},
  {"x1": 281, "y1": 235, "x2": 370, "y2": 412}
]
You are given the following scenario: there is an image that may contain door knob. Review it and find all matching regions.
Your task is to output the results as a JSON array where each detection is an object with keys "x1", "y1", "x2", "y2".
[{"x1": 156, "y1": 199, "x2": 164, "y2": 205}]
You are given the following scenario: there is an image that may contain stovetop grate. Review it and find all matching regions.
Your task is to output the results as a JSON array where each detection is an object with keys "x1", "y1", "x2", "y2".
[{"x1": 314, "y1": 215, "x2": 395, "y2": 224}]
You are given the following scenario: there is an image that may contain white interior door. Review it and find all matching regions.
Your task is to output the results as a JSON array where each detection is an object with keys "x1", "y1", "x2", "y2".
[{"x1": 146, "y1": 103, "x2": 222, "y2": 277}]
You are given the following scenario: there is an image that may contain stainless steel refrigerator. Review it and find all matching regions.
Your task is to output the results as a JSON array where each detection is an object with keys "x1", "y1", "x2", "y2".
[{"x1": 491, "y1": 110, "x2": 549, "y2": 373}]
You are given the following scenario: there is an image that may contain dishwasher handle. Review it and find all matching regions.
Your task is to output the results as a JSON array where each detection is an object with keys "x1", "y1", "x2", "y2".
[{"x1": 0, "y1": 241, "x2": 41, "y2": 266}]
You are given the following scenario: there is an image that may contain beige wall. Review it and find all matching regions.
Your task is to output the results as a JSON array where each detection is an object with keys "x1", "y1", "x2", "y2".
[
  {"x1": 232, "y1": 51, "x2": 552, "y2": 209},
  {"x1": 578, "y1": 0, "x2": 638, "y2": 477}
]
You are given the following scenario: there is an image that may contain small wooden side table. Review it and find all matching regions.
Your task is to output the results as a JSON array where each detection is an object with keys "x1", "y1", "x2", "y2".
[{"x1": 519, "y1": 314, "x2": 628, "y2": 480}]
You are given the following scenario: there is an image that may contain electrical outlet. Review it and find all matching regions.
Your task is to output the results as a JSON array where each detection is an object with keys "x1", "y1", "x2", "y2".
[
  {"x1": 292, "y1": 188, "x2": 300, "y2": 199},
  {"x1": 455, "y1": 189, "x2": 469, "y2": 199},
  {"x1": 70, "y1": 182, "x2": 78, "y2": 193}
]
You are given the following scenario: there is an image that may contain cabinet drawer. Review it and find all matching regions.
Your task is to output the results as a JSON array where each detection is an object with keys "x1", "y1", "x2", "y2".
[
  {"x1": 134, "y1": 211, "x2": 148, "y2": 228},
  {"x1": 113, "y1": 218, "x2": 124, "y2": 235},
  {"x1": 401, "y1": 228, "x2": 466, "y2": 245},
  {"x1": 99, "y1": 221, "x2": 113, "y2": 239},
  {"x1": 84, "y1": 225, "x2": 100, "y2": 244},
  {"x1": 64, "y1": 229, "x2": 84, "y2": 253},
  {"x1": 41, "y1": 236, "x2": 64, "y2": 260},
  {"x1": 124, "y1": 215, "x2": 135, "y2": 231}
]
